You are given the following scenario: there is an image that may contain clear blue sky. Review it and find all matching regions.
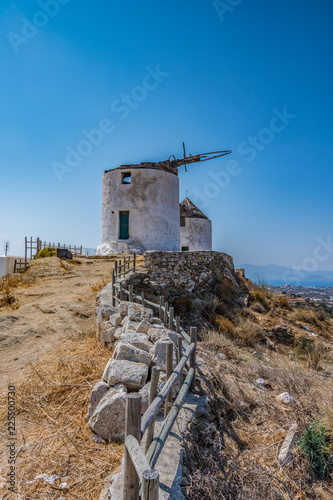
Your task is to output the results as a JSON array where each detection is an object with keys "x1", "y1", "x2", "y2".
[{"x1": 1, "y1": 0, "x2": 332, "y2": 270}]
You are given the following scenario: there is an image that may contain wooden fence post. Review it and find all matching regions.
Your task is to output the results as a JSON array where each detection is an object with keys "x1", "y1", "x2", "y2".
[
  {"x1": 168, "y1": 306, "x2": 174, "y2": 330},
  {"x1": 177, "y1": 336, "x2": 184, "y2": 387},
  {"x1": 24, "y1": 237, "x2": 27, "y2": 262},
  {"x1": 120, "y1": 281, "x2": 124, "y2": 301},
  {"x1": 165, "y1": 341, "x2": 173, "y2": 418},
  {"x1": 190, "y1": 327, "x2": 197, "y2": 391},
  {"x1": 123, "y1": 394, "x2": 142, "y2": 500},
  {"x1": 175, "y1": 316, "x2": 180, "y2": 334},
  {"x1": 164, "y1": 302, "x2": 169, "y2": 327},
  {"x1": 145, "y1": 367, "x2": 160, "y2": 454},
  {"x1": 141, "y1": 292, "x2": 145, "y2": 307},
  {"x1": 142, "y1": 469, "x2": 159, "y2": 500},
  {"x1": 111, "y1": 276, "x2": 115, "y2": 308},
  {"x1": 112, "y1": 269, "x2": 116, "y2": 307},
  {"x1": 129, "y1": 284, "x2": 133, "y2": 303},
  {"x1": 159, "y1": 296, "x2": 164, "y2": 321},
  {"x1": 134, "y1": 253, "x2": 136, "y2": 272},
  {"x1": 114, "y1": 261, "x2": 118, "y2": 283}
]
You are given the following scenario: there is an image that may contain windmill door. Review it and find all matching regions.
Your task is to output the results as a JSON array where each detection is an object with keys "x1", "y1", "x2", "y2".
[{"x1": 119, "y1": 211, "x2": 129, "y2": 239}]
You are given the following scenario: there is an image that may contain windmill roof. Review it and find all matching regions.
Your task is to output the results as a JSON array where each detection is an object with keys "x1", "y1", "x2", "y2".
[{"x1": 180, "y1": 198, "x2": 209, "y2": 220}]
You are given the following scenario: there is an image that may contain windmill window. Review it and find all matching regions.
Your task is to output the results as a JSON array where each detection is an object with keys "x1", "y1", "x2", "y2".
[
  {"x1": 122, "y1": 172, "x2": 131, "y2": 184},
  {"x1": 181, "y1": 246, "x2": 189, "y2": 251},
  {"x1": 180, "y1": 217, "x2": 185, "y2": 226}
]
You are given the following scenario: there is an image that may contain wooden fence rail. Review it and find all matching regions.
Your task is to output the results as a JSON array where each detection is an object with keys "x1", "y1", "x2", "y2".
[
  {"x1": 109, "y1": 263, "x2": 197, "y2": 499},
  {"x1": 122, "y1": 338, "x2": 196, "y2": 500},
  {"x1": 113, "y1": 255, "x2": 136, "y2": 282}
]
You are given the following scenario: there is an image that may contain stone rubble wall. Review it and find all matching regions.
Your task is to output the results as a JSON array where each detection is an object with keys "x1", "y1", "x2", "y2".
[
  {"x1": 129, "y1": 250, "x2": 236, "y2": 295},
  {"x1": 89, "y1": 292, "x2": 185, "y2": 443}
]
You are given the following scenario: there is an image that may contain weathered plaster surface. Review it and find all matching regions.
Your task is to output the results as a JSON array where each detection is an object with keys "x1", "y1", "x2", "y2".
[
  {"x1": 180, "y1": 217, "x2": 212, "y2": 251},
  {"x1": 97, "y1": 167, "x2": 180, "y2": 254}
]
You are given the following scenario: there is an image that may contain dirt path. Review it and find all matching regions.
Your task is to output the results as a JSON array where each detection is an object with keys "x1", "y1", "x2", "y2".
[{"x1": 0, "y1": 256, "x2": 116, "y2": 391}]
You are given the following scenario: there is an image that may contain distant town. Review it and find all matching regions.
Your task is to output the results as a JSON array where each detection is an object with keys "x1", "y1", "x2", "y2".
[{"x1": 268, "y1": 284, "x2": 333, "y2": 314}]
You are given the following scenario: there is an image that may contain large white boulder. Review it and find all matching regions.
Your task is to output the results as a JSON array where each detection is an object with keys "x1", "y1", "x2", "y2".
[
  {"x1": 120, "y1": 331, "x2": 153, "y2": 353},
  {"x1": 108, "y1": 314, "x2": 122, "y2": 327},
  {"x1": 103, "y1": 359, "x2": 148, "y2": 390},
  {"x1": 128, "y1": 303, "x2": 154, "y2": 322},
  {"x1": 96, "y1": 304, "x2": 118, "y2": 323},
  {"x1": 88, "y1": 384, "x2": 127, "y2": 441},
  {"x1": 121, "y1": 317, "x2": 141, "y2": 333},
  {"x1": 151, "y1": 338, "x2": 177, "y2": 371},
  {"x1": 147, "y1": 326, "x2": 168, "y2": 343},
  {"x1": 86, "y1": 380, "x2": 110, "y2": 422},
  {"x1": 113, "y1": 341, "x2": 152, "y2": 367},
  {"x1": 136, "y1": 319, "x2": 152, "y2": 334},
  {"x1": 114, "y1": 326, "x2": 123, "y2": 339},
  {"x1": 118, "y1": 302, "x2": 129, "y2": 316},
  {"x1": 276, "y1": 392, "x2": 295, "y2": 404},
  {"x1": 103, "y1": 327, "x2": 116, "y2": 343}
]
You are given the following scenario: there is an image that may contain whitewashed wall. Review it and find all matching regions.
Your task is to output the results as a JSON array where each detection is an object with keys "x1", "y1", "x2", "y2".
[
  {"x1": 97, "y1": 167, "x2": 180, "y2": 254},
  {"x1": 180, "y1": 218, "x2": 212, "y2": 251}
]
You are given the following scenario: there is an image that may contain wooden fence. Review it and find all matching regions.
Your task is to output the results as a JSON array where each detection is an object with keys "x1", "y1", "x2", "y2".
[
  {"x1": 110, "y1": 259, "x2": 197, "y2": 499},
  {"x1": 14, "y1": 237, "x2": 83, "y2": 273},
  {"x1": 113, "y1": 255, "x2": 136, "y2": 281}
]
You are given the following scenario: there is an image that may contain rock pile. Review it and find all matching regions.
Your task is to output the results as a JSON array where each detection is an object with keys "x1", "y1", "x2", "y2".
[
  {"x1": 88, "y1": 294, "x2": 182, "y2": 442},
  {"x1": 264, "y1": 325, "x2": 295, "y2": 345}
]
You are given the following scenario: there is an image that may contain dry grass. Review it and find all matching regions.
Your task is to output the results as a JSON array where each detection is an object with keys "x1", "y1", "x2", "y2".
[
  {"x1": 215, "y1": 316, "x2": 236, "y2": 335},
  {"x1": 0, "y1": 273, "x2": 37, "y2": 310},
  {"x1": 90, "y1": 278, "x2": 109, "y2": 292},
  {"x1": 0, "y1": 330, "x2": 123, "y2": 499},
  {"x1": 185, "y1": 334, "x2": 333, "y2": 500},
  {"x1": 234, "y1": 317, "x2": 265, "y2": 347},
  {"x1": 251, "y1": 290, "x2": 268, "y2": 308},
  {"x1": 293, "y1": 309, "x2": 323, "y2": 328},
  {"x1": 0, "y1": 273, "x2": 36, "y2": 292}
]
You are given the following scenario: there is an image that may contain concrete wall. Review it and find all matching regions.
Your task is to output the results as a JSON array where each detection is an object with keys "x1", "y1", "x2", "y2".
[
  {"x1": 97, "y1": 167, "x2": 180, "y2": 255},
  {"x1": 0, "y1": 256, "x2": 25, "y2": 278},
  {"x1": 180, "y1": 218, "x2": 212, "y2": 251}
]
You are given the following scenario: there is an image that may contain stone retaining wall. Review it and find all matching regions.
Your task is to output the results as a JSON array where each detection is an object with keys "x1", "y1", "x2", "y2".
[{"x1": 139, "y1": 250, "x2": 236, "y2": 294}]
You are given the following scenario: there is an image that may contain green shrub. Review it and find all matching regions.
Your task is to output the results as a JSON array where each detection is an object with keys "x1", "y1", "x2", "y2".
[
  {"x1": 295, "y1": 335, "x2": 315, "y2": 356},
  {"x1": 298, "y1": 420, "x2": 333, "y2": 479},
  {"x1": 172, "y1": 296, "x2": 193, "y2": 317},
  {"x1": 294, "y1": 336, "x2": 325, "y2": 369},
  {"x1": 35, "y1": 247, "x2": 57, "y2": 259},
  {"x1": 276, "y1": 296, "x2": 292, "y2": 310}
]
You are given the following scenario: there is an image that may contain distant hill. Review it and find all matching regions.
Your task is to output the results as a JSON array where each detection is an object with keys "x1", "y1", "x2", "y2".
[{"x1": 236, "y1": 264, "x2": 333, "y2": 287}]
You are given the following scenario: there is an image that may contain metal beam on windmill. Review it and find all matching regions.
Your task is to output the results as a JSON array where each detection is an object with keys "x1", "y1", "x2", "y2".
[{"x1": 168, "y1": 143, "x2": 232, "y2": 172}]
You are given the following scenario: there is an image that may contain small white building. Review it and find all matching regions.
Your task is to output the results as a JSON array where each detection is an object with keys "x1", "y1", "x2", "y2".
[
  {"x1": 0, "y1": 256, "x2": 25, "y2": 278},
  {"x1": 97, "y1": 162, "x2": 180, "y2": 255},
  {"x1": 180, "y1": 198, "x2": 212, "y2": 251}
]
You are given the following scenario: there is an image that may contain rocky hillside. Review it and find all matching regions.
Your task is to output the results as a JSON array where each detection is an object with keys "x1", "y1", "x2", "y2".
[
  {"x1": 181, "y1": 277, "x2": 333, "y2": 499},
  {"x1": 0, "y1": 256, "x2": 332, "y2": 499}
]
